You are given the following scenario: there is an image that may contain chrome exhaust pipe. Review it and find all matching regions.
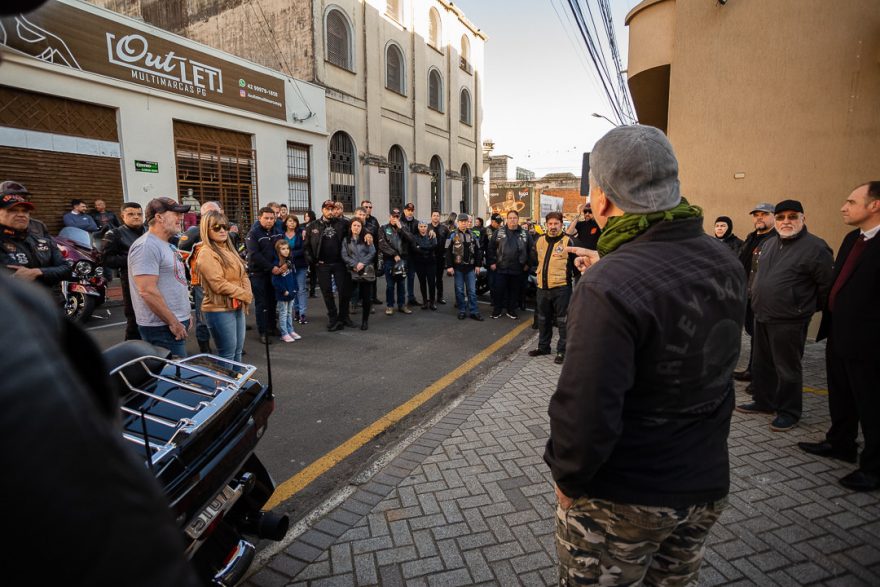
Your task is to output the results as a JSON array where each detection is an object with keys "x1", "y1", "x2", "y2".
[{"x1": 240, "y1": 511, "x2": 289, "y2": 541}]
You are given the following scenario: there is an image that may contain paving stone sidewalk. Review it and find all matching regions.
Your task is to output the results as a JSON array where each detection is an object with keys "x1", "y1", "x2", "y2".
[{"x1": 247, "y1": 336, "x2": 880, "y2": 586}]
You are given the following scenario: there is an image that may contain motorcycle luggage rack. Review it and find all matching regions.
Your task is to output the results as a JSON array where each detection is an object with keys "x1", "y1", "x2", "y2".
[{"x1": 111, "y1": 354, "x2": 257, "y2": 467}]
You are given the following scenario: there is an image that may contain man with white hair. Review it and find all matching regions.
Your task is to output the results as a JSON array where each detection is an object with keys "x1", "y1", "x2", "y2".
[{"x1": 546, "y1": 125, "x2": 746, "y2": 585}]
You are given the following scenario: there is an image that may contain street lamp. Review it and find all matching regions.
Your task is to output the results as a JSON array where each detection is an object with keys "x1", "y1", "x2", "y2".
[{"x1": 591, "y1": 112, "x2": 617, "y2": 126}]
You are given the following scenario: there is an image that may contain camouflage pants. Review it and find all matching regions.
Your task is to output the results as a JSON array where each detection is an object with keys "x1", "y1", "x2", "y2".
[{"x1": 555, "y1": 495, "x2": 726, "y2": 586}]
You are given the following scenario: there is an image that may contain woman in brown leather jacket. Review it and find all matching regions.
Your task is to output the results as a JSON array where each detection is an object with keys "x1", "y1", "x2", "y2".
[{"x1": 195, "y1": 210, "x2": 253, "y2": 362}]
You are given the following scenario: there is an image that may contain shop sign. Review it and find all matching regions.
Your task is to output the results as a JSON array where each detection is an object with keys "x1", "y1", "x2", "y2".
[{"x1": 1, "y1": 0, "x2": 287, "y2": 120}]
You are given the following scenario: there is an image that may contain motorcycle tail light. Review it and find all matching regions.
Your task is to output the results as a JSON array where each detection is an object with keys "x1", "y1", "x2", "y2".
[{"x1": 74, "y1": 261, "x2": 92, "y2": 276}]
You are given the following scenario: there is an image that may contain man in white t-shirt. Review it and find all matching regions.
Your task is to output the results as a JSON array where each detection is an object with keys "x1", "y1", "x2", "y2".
[{"x1": 128, "y1": 197, "x2": 192, "y2": 356}]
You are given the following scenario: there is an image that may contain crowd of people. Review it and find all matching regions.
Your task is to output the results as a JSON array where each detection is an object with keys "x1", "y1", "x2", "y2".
[{"x1": 1, "y1": 123, "x2": 878, "y2": 585}]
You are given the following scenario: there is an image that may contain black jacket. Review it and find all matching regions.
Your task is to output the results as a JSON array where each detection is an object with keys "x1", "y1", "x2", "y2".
[
  {"x1": 717, "y1": 233, "x2": 744, "y2": 256},
  {"x1": 750, "y1": 228, "x2": 833, "y2": 323},
  {"x1": 0, "y1": 225, "x2": 71, "y2": 286},
  {"x1": 430, "y1": 222, "x2": 450, "y2": 260},
  {"x1": 738, "y1": 228, "x2": 775, "y2": 293},
  {"x1": 487, "y1": 225, "x2": 532, "y2": 274},
  {"x1": 817, "y1": 229, "x2": 880, "y2": 359},
  {"x1": 303, "y1": 216, "x2": 347, "y2": 265},
  {"x1": 545, "y1": 217, "x2": 746, "y2": 508},
  {"x1": 378, "y1": 223, "x2": 415, "y2": 259},
  {"x1": 246, "y1": 223, "x2": 282, "y2": 274},
  {"x1": 412, "y1": 233, "x2": 438, "y2": 260},
  {"x1": 0, "y1": 276, "x2": 199, "y2": 586},
  {"x1": 445, "y1": 228, "x2": 482, "y2": 271},
  {"x1": 102, "y1": 224, "x2": 146, "y2": 274}
]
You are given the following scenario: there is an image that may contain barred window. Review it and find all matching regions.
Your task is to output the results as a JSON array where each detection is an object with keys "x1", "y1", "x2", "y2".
[
  {"x1": 430, "y1": 155, "x2": 443, "y2": 212},
  {"x1": 460, "y1": 163, "x2": 471, "y2": 214},
  {"x1": 326, "y1": 9, "x2": 352, "y2": 71},
  {"x1": 459, "y1": 88, "x2": 471, "y2": 125},
  {"x1": 287, "y1": 143, "x2": 311, "y2": 211},
  {"x1": 460, "y1": 34, "x2": 472, "y2": 74},
  {"x1": 428, "y1": 8, "x2": 442, "y2": 49},
  {"x1": 388, "y1": 145, "x2": 405, "y2": 211},
  {"x1": 386, "y1": 44, "x2": 405, "y2": 94},
  {"x1": 428, "y1": 69, "x2": 443, "y2": 112},
  {"x1": 329, "y1": 131, "x2": 356, "y2": 212}
]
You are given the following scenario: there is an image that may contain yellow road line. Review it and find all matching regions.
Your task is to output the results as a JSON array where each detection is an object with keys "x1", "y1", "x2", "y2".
[
  {"x1": 803, "y1": 386, "x2": 828, "y2": 396},
  {"x1": 264, "y1": 320, "x2": 533, "y2": 510}
]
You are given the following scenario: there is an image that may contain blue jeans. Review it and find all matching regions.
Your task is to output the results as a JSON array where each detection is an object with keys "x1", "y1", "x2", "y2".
[
  {"x1": 139, "y1": 319, "x2": 191, "y2": 358},
  {"x1": 454, "y1": 269, "x2": 478, "y2": 315},
  {"x1": 293, "y1": 268, "x2": 308, "y2": 316},
  {"x1": 205, "y1": 310, "x2": 245, "y2": 363},
  {"x1": 384, "y1": 259, "x2": 406, "y2": 308},
  {"x1": 191, "y1": 285, "x2": 211, "y2": 343},
  {"x1": 276, "y1": 300, "x2": 296, "y2": 337}
]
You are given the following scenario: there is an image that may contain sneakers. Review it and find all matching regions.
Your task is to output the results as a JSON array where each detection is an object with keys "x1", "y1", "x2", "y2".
[
  {"x1": 734, "y1": 402, "x2": 774, "y2": 415},
  {"x1": 491, "y1": 312, "x2": 503, "y2": 319},
  {"x1": 400, "y1": 306, "x2": 413, "y2": 314},
  {"x1": 528, "y1": 349, "x2": 550, "y2": 357},
  {"x1": 430, "y1": 303, "x2": 437, "y2": 311},
  {"x1": 506, "y1": 311, "x2": 519, "y2": 320},
  {"x1": 281, "y1": 334, "x2": 295, "y2": 343},
  {"x1": 298, "y1": 314, "x2": 308, "y2": 324},
  {"x1": 770, "y1": 414, "x2": 798, "y2": 432},
  {"x1": 291, "y1": 332, "x2": 302, "y2": 341},
  {"x1": 457, "y1": 312, "x2": 466, "y2": 320},
  {"x1": 470, "y1": 314, "x2": 484, "y2": 321},
  {"x1": 554, "y1": 352, "x2": 565, "y2": 365},
  {"x1": 385, "y1": 307, "x2": 394, "y2": 316}
]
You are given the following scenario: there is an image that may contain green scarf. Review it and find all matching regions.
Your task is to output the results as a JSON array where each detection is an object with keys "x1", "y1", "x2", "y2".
[{"x1": 597, "y1": 197, "x2": 703, "y2": 257}]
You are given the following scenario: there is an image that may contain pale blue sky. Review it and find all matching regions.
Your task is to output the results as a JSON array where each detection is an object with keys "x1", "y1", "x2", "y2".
[{"x1": 454, "y1": 0, "x2": 639, "y2": 178}]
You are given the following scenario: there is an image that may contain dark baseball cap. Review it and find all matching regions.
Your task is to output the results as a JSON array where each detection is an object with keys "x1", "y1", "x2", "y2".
[
  {"x1": 774, "y1": 199, "x2": 804, "y2": 214},
  {"x1": 490, "y1": 213, "x2": 502, "y2": 223},
  {"x1": 404, "y1": 203, "x2": 415, "y2": 211},
  {"x1": 749, "y1": 202, "x2": 775, "y2": 214},
  {"x1": 0, "y1": 193, "x2": 34, "y2": 210},
  {"x1": 391, "y1": 208, "x2": 401, "y2": 217},
  {"x1": 145, "y1": 197, "x2": 190, "y2": 222},
  {"x1": 321, "y1": 199, "x2": 335, "y2": 209},
  {"x1": 0, "y1": 180, "x2": 30, "y2": 198}
]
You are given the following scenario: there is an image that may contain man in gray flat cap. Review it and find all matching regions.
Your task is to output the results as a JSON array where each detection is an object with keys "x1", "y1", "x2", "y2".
[{"x1": 545, "y1": 125, "x2": 746, "y2": 585}]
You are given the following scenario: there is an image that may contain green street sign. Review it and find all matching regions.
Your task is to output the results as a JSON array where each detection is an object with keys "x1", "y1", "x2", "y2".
[{"x1": 135, "y1": 160, "x2": 158, "y2": 173}]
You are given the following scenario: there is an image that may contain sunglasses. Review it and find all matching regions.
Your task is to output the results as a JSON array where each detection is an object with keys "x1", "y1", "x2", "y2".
[
  {"x1": 774, "y1": 213, "x2": 801, "y2": 221},
  {"x1": 364, "y1": 205, "x2": 373, "y2": 208},
  {"x1": 211, "y1": 224, "x2": 229, "y2": 232}
]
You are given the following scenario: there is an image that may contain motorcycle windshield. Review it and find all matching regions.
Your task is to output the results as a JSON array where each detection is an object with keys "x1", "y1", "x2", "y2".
[{"x1": 58, "y1": 227, "x2": 93, "y2": 249}]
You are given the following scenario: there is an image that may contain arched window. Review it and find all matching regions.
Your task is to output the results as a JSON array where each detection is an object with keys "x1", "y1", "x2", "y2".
[
  {"x1": 388, "y1": 145, "x2": 405, "y2": 211},
  {"x1": 459, "y1": 88, "x2": 471, "y2": 125},
  {"x1": 386, "y1": 0, "x2": 403, "y2": 22},
  {"x1": 428, "y1": 8, "x2": 442, "y2": 49},
  {"x1": 326, "y1": 8, "x2": 353, "y2": 71},
  {"x1": 385, "y1": 44, "x2": 405, "y2": 95},
  {"x1": 430, "y1": 155, "x2": 443, "y2": 212},
  {"x1": 460, "y1": 163, "x2": 471, "y2": 214},
  {"x1": 460, "y1": 34, "x2": 471, "y2": 73},
  {"x1": 428, "y1": 69, "x2": 443, "y2": 112},
  {"x1": 329, "y1": 131, "x2": 356, "y2": 211}
]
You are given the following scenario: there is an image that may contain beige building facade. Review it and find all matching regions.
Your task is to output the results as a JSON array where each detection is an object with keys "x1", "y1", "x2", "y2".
[
  {"x1": 626, "y1": 0, "x2": 880, "y2": 250},
  {"x1": 92, "y1": 0, "x2": 487, "y2": 221}
]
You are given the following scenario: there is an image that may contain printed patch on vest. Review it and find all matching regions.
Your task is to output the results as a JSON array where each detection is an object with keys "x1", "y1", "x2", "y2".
[{"x1": 35, "y1": 240, "x2": 50, "y2": 252}]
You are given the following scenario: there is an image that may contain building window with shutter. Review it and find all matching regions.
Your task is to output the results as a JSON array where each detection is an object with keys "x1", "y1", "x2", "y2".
[
  {"x1": 386, "y1": 0, "x2": 403, "y2": 23},
  {"x1": 459, "y1": 34, "x2": 472, "y2": 74},
  {"x1": 460, "y1": 163, "x2": 471, "y2": 213},
  {"x1": 287, "y1": 142, "x2": 311, "y2": 212},
  {"x1": 459, "y1": 88, "x2": 471, "y2": 125},
  {"x1": 385, "y1": 44, "x2": 406, "y2": 95},
  {"x1": 428, "y1": 69, "x2": 443, "y2": 112},
  {"x1": 388, "y1": 145, "x2": 405, "y2": 211},
  {"x1": 326, "y1": 8, "x2": 353, "y2": 71},
  {"x1": 430, "y1": 155, "x2": 443, "y2": 212},
  {"x1": 329, "y1": 131, "x2": 356, "y2": 212},
  {"x1": 428, "y1": 8, "x2": 442, "y2": 50}
]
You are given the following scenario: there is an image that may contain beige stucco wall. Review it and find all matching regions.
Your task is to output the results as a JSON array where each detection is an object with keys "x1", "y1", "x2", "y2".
[{"x1": 628, "y1": 0, "x2": 880, "y2": 253}]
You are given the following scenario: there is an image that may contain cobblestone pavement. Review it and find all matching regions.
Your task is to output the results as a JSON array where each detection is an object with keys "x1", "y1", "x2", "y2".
[{"x1": 246, "y1": 335, "x2": 880, "y2": 586}]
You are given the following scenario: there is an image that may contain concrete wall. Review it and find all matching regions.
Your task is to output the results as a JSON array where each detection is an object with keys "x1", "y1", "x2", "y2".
[{"x1": 627, "y1": 0, "x2": 880, "y2": 252}]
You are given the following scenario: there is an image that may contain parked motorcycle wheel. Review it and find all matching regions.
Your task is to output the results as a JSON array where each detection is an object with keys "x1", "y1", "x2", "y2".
[{"x1": 66, "y1": 292, "x2": 96, "y2": 323}]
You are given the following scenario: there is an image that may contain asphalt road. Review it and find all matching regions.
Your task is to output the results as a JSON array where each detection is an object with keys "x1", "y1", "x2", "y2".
[{"x1": 86, "y1": 275, "x2": 535, "y2": 522}]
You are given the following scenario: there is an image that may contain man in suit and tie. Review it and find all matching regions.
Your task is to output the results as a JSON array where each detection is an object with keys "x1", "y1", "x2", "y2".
[{"x1": 799, "y1": 181, "x2": 880, "y2": 492}]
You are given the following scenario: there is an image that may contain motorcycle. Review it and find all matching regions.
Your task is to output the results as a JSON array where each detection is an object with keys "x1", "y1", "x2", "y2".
[
  {"x1": 103, "y1": 340, "x2": 289, "y2": 585},
  {"x1": 54, "y1": 226, "x2": 107, "y2": 323}
]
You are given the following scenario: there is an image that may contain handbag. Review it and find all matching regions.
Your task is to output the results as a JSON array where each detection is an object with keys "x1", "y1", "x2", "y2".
[
  {"x1": 391, "y1": 259, "x2": 407, "y2": 281},
  {"x1": 351, "y1": 264, "x2": 376, "y2": 282}
]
